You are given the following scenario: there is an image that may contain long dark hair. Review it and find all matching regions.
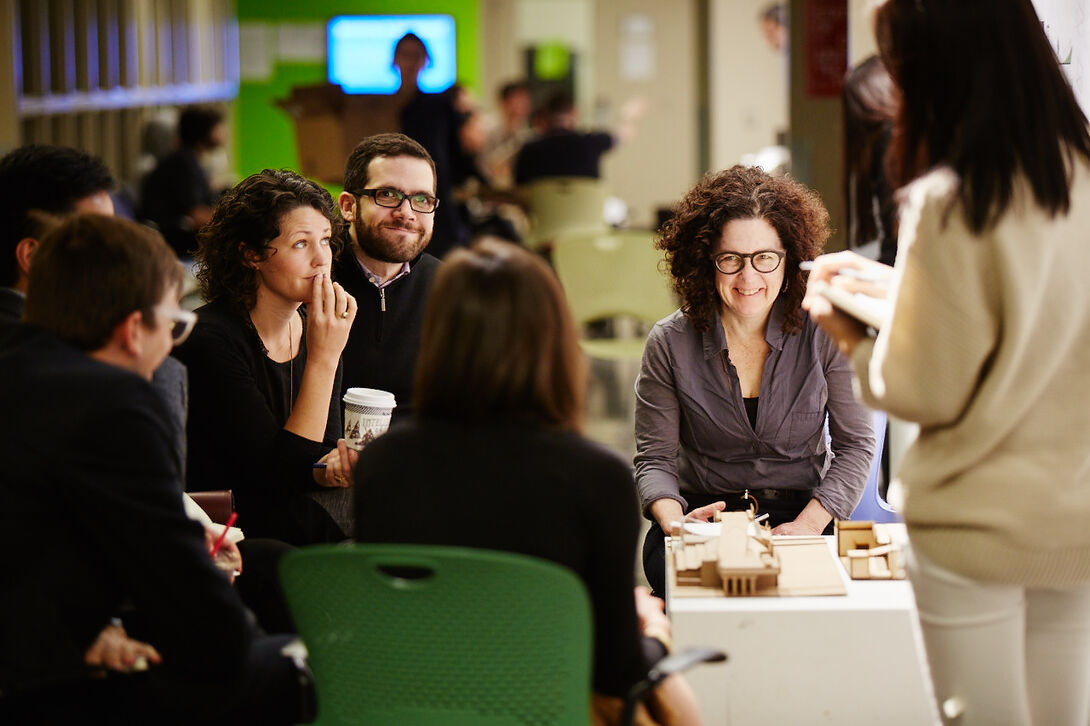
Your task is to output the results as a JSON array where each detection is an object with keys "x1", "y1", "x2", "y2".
[
  {"x1": 842, "y1": 55, "x2": 898, "y2": 255},
  {"x1": 414, "y1": 239, "x2": 585, "y2": 431},
  {"x1": 876, "y1": 0, "x2": 1090, "y2": 233}
]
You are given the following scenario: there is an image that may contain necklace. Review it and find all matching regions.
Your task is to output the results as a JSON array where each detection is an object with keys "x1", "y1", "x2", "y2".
[{"x1": 287, "y1": 315, "x2": 294, "y2": 415}]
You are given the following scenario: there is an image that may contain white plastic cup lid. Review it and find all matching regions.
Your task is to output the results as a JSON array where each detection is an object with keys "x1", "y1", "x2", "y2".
[{"x1": 343, "y1": 387, "x2": 397, "y2": 410}]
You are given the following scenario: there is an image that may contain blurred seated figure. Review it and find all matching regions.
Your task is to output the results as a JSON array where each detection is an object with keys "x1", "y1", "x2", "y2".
[
  {"x1": 354, "y1": 239, "x2": 700, "y2": 721},
  {"x1": 0, "y1": 215, "x2": 304, "y2": 725},
  {"x1": 515, "y1": 91, "x2": 640, "y2": 186},
  {"x1": 139, "y1": 105, "x2": 226, "y2": 259}
]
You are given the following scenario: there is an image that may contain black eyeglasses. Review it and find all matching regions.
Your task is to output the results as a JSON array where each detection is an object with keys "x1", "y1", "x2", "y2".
[
  {"x1": 713, "y1": 250, "x2": 786, "y2": 275},
  {"x1": 357, "y1": 188, "x2": 439, "y2": 214}
]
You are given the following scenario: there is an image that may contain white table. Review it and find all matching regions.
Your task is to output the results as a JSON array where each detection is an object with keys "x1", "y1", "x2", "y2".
[{"x1": 668, "y1": 536, "x2": 940, "y2": 725}]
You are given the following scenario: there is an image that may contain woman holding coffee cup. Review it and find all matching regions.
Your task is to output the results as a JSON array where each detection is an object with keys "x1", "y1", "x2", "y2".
[{"x1": 176, "y1": 169, "x2": 358, "y2": 545}]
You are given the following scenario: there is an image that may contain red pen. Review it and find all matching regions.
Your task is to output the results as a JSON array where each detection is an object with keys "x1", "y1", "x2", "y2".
[{"x1": 208, "y1": 512, "x2": 238, "y2": 557}]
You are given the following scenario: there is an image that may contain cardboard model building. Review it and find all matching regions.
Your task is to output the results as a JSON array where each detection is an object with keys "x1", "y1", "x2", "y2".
[
  {"x1": 835, "y1": 520, "x2": 906, "y2": 580},
  {"x1": 672, "y1": 510, "x2": 780, "y2": 596},
  {"x1": 669, "y1": 508, "x2": 848, "y2": 598}
]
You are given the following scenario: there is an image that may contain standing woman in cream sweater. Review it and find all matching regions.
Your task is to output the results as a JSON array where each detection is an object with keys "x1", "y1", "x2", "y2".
[{"x1": 805, "y1": 1, "x2": 1090, "y2": 724}]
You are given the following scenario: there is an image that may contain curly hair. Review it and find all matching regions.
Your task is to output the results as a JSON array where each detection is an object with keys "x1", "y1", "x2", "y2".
[
  {"x1": 658, "y1": 165, "x2": 830, "y2": 334},
  {"x1": 195, "y1": 169, "x2": 345, "y2": 313}
]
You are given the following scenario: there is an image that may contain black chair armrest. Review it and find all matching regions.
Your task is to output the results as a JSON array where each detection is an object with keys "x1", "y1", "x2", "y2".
[{"x1": 622, "y1": 648, "x2": 728, "y2": 726}]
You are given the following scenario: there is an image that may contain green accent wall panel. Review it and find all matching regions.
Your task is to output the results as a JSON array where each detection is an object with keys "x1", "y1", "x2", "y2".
[{"x1": 235, "y1": 0, "x2": 480, "y2": 179}]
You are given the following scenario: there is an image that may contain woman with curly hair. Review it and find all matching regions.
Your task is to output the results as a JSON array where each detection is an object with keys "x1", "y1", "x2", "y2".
[
  {"x1": 175, "y1": 169, "x2": 358, "y2": 545},
  {"x1": 636, "y1": 165, "x2": 874, "y2": 595}
]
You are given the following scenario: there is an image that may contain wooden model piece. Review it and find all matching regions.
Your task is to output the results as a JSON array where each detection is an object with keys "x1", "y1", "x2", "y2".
[
  {"x1": 835, "y1": 520, "x2": 906, "y2": 580},
  {"x1": 672, "y1": 510, "x2": 780, "y2": 596}
]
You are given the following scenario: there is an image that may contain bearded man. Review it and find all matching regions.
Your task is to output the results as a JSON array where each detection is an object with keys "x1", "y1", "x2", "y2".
[{"x1": 334, "y1": 133, "x2": 441, "y2": 420}]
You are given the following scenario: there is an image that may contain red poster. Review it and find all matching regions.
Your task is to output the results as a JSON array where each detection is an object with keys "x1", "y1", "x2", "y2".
[{"x1": 805, "y1": 0, "x2": 848, "y2": 97}]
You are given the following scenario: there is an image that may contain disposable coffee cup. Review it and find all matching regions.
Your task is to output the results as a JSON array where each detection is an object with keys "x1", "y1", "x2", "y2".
[{"x1": 343, "y1": 388, "x2": 396, "y2": 451}]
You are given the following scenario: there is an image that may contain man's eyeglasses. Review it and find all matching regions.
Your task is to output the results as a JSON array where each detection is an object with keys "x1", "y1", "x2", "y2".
[
  {"x1": 156, "y1": 306, "x2": 197, "y2": 345},
  {"x1": 358, "y1": 188, "x2": 439, "y2": 214},
  {"x1": 713, "y1": 250, "x2": 786, "y2": 275}
]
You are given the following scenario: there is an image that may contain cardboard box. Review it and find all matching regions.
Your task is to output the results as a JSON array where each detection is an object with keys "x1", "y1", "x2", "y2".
[{"x1": 277, "y1": 83, "x2": 404, "y2": 185}]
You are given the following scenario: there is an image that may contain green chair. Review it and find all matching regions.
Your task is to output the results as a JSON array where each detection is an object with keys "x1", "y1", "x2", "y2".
[
  {"x1": 551, "y1": 231, "x2": 678, "y2": 360},
  {"x1": 524, "y1": 177, "x2": 608, "y2": 249},
  {"x1": 280, "y1": 544, "x2": 594, "y2": 726}
]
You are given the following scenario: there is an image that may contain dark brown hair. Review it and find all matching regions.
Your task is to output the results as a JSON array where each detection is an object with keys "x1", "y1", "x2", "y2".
[
  {"x1": 842, "y1": 55, "x2": 898, "y2": 253},
  {"x1": 24, "y1": 214, "x2": 182, "y2": 350},
  {"x1": 414, "y1": 238, "x2": 585, "y2": 431},
  {"x1": 195, "y1": 169, "x2": 344, "y2": 314},
  {"x1": 0, "y1": 144, "x2": 114, "y2": 286},
  {"x1": 343, "y1": 133, "x2": 437, "y2": 196},
  {"x1": 876, "y1": 0, "x2": 1090, "y2": 233},
  {"x1": 658, "y1": 165, "x2": 829, "y2": 334}
]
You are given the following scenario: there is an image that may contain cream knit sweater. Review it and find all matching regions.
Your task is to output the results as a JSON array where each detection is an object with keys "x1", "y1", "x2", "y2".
[{"x1": 852, "y1": 160, "x2": 1090, "y2": 586}]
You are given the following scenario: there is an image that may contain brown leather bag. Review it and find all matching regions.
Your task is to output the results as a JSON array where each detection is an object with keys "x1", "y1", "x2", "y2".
[{"x1": 186, "y1": 490, "x2": 234, "y2": 525}]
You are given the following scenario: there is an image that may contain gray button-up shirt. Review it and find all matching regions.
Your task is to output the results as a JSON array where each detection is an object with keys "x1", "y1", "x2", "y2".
[{"x1": 634, "y1": 301, "x2": 875, "y2": 520}]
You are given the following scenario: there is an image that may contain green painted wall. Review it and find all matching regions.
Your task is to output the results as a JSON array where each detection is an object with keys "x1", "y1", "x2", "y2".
[{"x1": 235, "y1": 0, "x2": 481, "y2": 181}]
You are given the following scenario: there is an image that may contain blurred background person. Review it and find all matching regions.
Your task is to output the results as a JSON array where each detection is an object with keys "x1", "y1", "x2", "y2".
[
  {"x1": 139, "y1": 105, "x2": 226, "y2": 259},
  {"x1": 758, "y1": 2, "x2": 787, "y2": 52},
  {"x1": 842, "y1": 55, "x2": 898, "y2": 266},
  {"x1": 480, "y1": 80, "x2": 535, "y2": 190},
  {"x1": 515, "y1": 90, "x2": 645, "y2": 186},
  {"x1": 804, "y1": 1, "x2": 1090, "y2": 723},
  {"x1": 393, "y1": 32, "x2": 470, "y2": 259}
]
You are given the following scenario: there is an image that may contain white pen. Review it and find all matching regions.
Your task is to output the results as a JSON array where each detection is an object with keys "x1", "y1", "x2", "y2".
[{"x1": 798, "y1": 260, "x2": 891, "y2": 283}]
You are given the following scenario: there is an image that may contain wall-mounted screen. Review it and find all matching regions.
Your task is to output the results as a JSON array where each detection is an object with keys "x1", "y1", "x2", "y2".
[{"x1": 328, "y1": 15, "x2": 456, "y2": 95}]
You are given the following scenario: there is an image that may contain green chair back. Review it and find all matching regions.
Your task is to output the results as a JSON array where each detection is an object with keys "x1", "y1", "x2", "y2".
[
  {"x1": 552, "y1": 230, "x2": 678, "y2": 360},
  {"x1": 524, "y1": 177, "x2": 608, "y2": 248},
  {"x1": 280, "y1": 544, "x2": 593, "y2": 726}
]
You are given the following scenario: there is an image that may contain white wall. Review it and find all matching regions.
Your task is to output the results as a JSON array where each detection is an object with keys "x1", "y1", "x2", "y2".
[
  {"x1": 708, "y1": 0, "x2": 789, "y2": 172},
  {"x1": 1033, "y1": 0, "x2": 1090, "y2": 113},
  {"x1": 480, "y1": 0, "x2": 700, "y2": 228}
]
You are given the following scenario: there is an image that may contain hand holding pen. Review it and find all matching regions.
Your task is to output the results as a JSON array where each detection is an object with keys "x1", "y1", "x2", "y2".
[
  {"x1": 799, "y1": 254, "x2": 894, "y2": 299},
  {"x1": 206, "y1": 513, "x2": 241, "y2": 582}
]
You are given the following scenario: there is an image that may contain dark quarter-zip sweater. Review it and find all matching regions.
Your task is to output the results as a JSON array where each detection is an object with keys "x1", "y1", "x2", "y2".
[{"x1": 332, "y1": 245, "x2": 440, "y2": 422}]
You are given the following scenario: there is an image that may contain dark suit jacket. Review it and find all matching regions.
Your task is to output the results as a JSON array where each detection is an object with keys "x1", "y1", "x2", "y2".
[
  {"x1": 0, "y1": 325, "x2": 252, "y2": 696},
  {"x1": 0, "y1": 287, "x2": 24, "y2": 328}
]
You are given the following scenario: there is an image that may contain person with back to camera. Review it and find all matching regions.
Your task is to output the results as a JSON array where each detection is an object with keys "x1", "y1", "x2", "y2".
[
  {"x1": 803, "y1": 1, "x2": 1090, "y2": 724},
  {"x1": 636, "y1": 165, "x2": 875, "y2": 597},
  {"x1": 353, "y1": 239, "x2": 702, "y2": 724},
  {"x1": 174, "y1": 169, "x2": 359, "y2": 545}
]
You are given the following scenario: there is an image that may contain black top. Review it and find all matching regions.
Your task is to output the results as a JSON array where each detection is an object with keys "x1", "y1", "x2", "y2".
[
  {"x1": 354, "y1": 416, "x2": 662, "y2": 696},
  {"x1": 0, "y1": 325, "x2": 251, "y2": 694},
  {"x1": 138, "y1": 148, "x2": 215, "y2": 258},
  {"x1": 174, "y1": 298, "x2": 344, "y2": 544},
  {"x1": 332, "y1": 247, "x2": 440, "y2": 423},
  {"x1": 514, "y1": 129, "x2": 615, "y2": 185},
  {"x1": 743, "y1": 396, "x2": 759, "y2": 431}
]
